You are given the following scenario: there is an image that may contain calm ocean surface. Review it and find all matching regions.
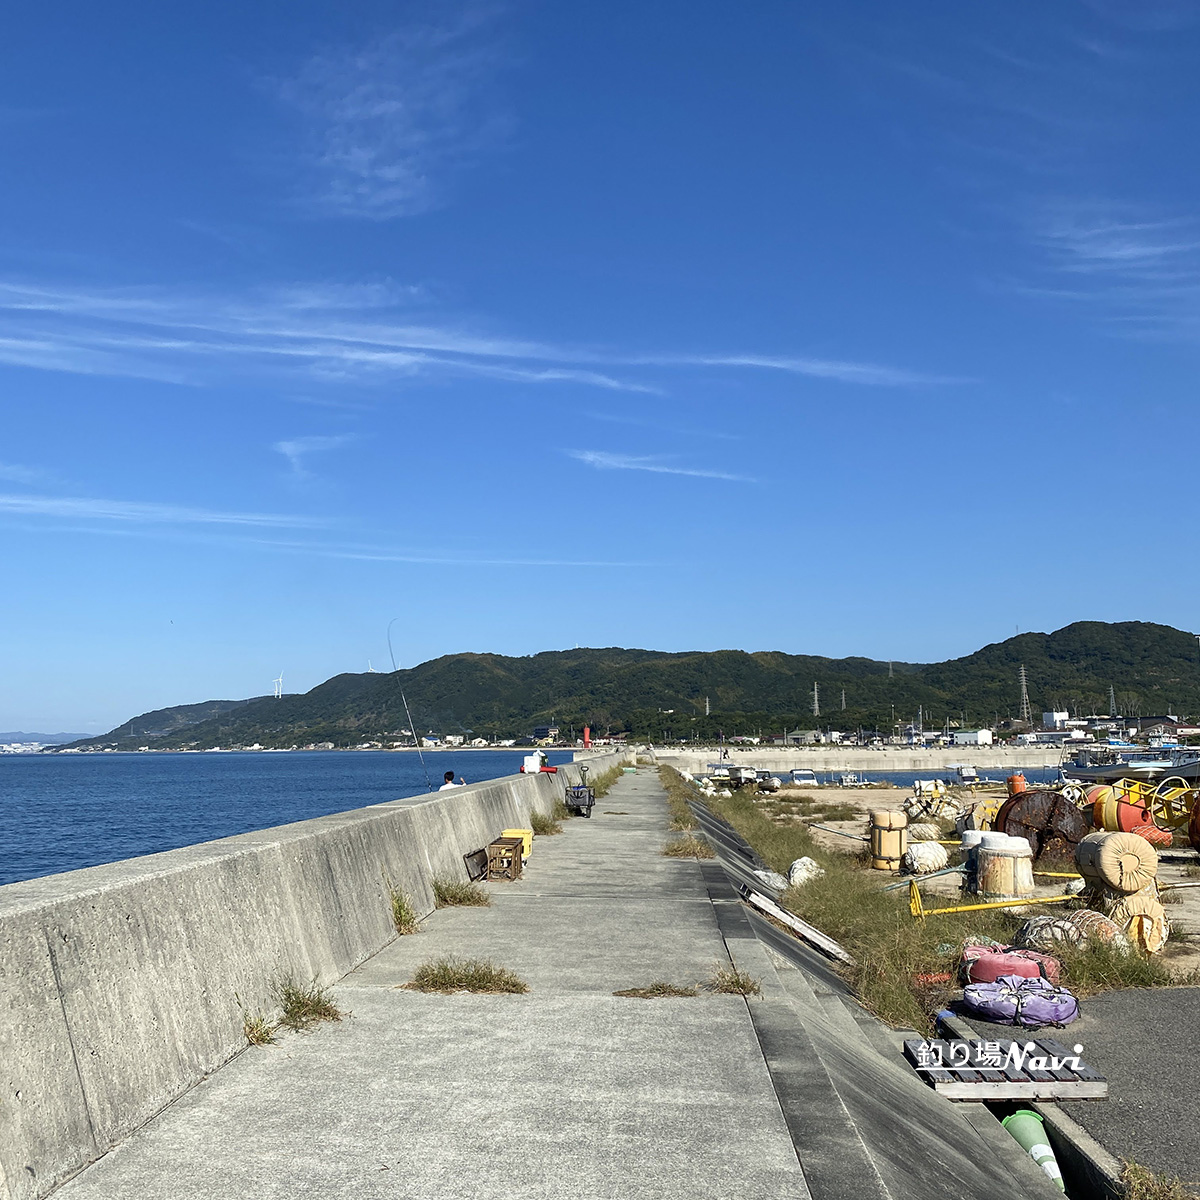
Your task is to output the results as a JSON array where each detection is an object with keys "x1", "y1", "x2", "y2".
[{"x1": 0, "y1": 750, "x2": 573, "y2": 887}]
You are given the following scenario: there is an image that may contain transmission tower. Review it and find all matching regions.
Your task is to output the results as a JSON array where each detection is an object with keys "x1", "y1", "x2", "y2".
[
  {"x1": 812, "y1": 682, "x2": 820, "y2": 717},
  {"x1": 1018, "y1": 665, "x2": 1032, "y2": 724},
  {"x1": 1108, "y1": 685, "x2": 1117, "y2": 717},
  {"x1": 841, "y1": 687, "x2": 846, "y2": 711}
]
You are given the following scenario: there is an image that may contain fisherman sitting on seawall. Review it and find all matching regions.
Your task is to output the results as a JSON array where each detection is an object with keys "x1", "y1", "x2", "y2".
[{"x1": 439, "y1": 770, "x2": 466, "y2": 790}]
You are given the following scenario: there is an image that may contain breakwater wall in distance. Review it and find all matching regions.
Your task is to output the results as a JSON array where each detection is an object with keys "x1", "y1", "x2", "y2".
[
  {"x1": 655, "y1": 746, "x2": 1060, "y2": 774},
  {"x1": 0, "y1": 749, "x2": 633, "y2": 1200}
]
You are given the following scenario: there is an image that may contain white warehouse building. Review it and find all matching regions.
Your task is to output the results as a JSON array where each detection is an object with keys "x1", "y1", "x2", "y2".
[{"x1": 953, "y1": 728, "x2": 994, "y2": 746}]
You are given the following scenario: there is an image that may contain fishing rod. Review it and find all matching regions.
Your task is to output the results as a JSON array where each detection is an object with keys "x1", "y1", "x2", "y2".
[{"x1": 387, "y1": 618, "x2": 434, "y2": 793}]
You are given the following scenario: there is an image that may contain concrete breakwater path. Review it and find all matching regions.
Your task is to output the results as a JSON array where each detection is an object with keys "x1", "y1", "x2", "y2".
[{"x1": 48, "y1": 772, "x2": 1056, "y2": 1200}]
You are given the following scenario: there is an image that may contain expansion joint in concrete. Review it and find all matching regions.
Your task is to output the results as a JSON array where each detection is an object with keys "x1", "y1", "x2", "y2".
[{"x1": 43, "y1": 930, "x2": 100, "y2": 1155}]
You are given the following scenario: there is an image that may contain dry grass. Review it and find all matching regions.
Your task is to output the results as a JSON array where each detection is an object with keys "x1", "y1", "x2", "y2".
[
  {"x1": 552, "y1": 798, "x2": 574, "y2": 821},
  {"x1": 530, "y1": 810, "x2": 563, "y2": 836},
  {"x1": 766, "y1": 790, "x2": 859, "y2": 824},
  {"x1": 660, "y1": 768, "x2": 699, "y2": 830},
  {"x1": 388, "y1": 881, "x2": 420, "y2": 935},
  {"x1": 662, "y1": 833, "x2": 714, "y2": 859},
  {"x1": 709, "y1": 963, "x2": 761, "y2": 995},
  {"x1": 271, "y1": 974, "x2": 344, "y2": 1032},
  {"x1": 433, "y1": 877, "x2": 491, "y2": 907},
  {"x1": 404, "y1": 956, "x2": 529, "y2": 994},
  {"x1": 237, "y1": 997, "x2": 276, "y2": 1046},
  {"x1": 1055, "y1": 940, "x2": 1188, "y2": 996},
  {"x1": 613, "y1": 982, "x2": 698, "y2": 999},
  {"x1": 588, "y1": 764, "x2": 623, "y2": 799},
  {"x1": 1121, "y1": 1160, "x2": 1200, "y2": 1200},
  {"x1": 242, "y1": 1012, "x2": 275, "y2": 1045}
]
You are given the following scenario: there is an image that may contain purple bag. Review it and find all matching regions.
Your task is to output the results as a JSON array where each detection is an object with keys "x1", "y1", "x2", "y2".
[{"x1": 961, "y1": 974, "x2": 1080, "y2": 1028}]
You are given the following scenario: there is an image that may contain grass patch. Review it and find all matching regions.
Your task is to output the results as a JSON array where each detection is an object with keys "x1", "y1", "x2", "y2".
[
  {"x1": 405, "y1": 955, "x2": 529, "y2": 994},
  {"x1": 552, "y1": 798, "x2": 574, "y2": 821},
  {"x1": 588, "y1": 764, "x2": 623, "y2": 799},
  {"x1": 1121, "y1": 1160, "x2": 1200, "y2": 1200},
  {"x1": 271, "y1": 974, "x2": 344, "y2": 1032},
  {"x1": 662, "y1": 833, "x2": 715, "y2": 859},
  {"x1": 660, "y1": 766, "x2": 699, "y2": 829},
  {"x1": 433, "y1": 877, "x2": 491, "y2": 907},
  {"x1": 387, "y1": 880, "x2": 420, "y2": 935},
  {"x1": 530, "y1": 809, "x2": 563, "y2": 836},
  {"x1": 709, "y1": 963, "x2": 761, "y2": 995},
  {"x1": 1056, "y1": 941, "x2": 1189, "y2": 995},
  {"x1": 767, "y1": 790, "x2": 859, "y2": 823},
  {"x1": 243, "y1": 1013, "x2": 275, "y2": 1045},
  {"x1": 613, "y1": 981, "x2": 698, "y2": 999},
  {"x1": 236, "y1": 996, "x2": 276, "y2": 1046}
]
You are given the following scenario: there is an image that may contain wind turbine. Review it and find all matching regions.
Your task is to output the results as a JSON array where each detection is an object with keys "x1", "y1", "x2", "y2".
[
  {"x1": 367, "y1": 660, "x2": 377, "y2": 673},
  {"x1": 273, "y1": 673, "x2": 284, "y2": 700}
]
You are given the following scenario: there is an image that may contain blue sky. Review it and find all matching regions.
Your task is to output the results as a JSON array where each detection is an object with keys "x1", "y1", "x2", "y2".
[{"x1": 3, "y1": 0, "x2": 1200, "y2": 732}]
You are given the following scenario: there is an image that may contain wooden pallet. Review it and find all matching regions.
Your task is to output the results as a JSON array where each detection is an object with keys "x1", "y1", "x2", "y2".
[{"x1": 902, "y1": 1037, "x2": 1107, "y2": 1100}]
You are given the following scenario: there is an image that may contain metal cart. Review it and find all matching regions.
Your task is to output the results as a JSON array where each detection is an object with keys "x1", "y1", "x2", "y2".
[{"x1": 564, "y1": 764, "x2": 596, "y2": 818}]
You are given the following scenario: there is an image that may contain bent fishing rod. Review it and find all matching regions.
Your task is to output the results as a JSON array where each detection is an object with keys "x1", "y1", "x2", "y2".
[{"x1": 387, "y1": 617, "x2": 434, "y2": 793}]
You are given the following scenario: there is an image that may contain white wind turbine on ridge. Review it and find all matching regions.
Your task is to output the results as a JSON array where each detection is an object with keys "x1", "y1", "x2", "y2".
[{"x1": 273, "y1": 673, "x2": 284, "y2": 699}]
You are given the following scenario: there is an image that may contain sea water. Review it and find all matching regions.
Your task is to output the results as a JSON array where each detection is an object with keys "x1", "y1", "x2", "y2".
[{"x1": 0, "y1": 750, "x2": 573, "y2": 887}]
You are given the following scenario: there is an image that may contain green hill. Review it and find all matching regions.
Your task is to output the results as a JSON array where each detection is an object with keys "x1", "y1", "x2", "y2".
[{"x1": 60, "y1": 621, "x2": 1200, "y2": 750}]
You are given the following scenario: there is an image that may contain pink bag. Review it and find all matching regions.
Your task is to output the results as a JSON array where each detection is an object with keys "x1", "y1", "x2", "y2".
[
  {"x1": 967, "y1": 952, "x2": 1041, "y2": 983},
  {"x1": 963, "y1": 944, "x2": 1063, "y2": 984}
]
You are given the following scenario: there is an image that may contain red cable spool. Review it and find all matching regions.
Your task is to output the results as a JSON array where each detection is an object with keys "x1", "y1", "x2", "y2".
[{"x1": 994, "y1": 788, "x2": 1090, "y2": 857}]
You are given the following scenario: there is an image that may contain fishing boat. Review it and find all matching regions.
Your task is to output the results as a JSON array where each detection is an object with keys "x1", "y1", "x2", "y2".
[{"x1": 1059, "y1": 745, "x2": 1200, "y2": 784}]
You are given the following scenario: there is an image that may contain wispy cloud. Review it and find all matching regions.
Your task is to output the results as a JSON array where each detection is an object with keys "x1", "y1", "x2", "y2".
[
  {"x1": 3, "y1": 515, "x2": 646, "y2": 568},
  {"x1": 0, "y1": 492, "x2": 324, "y2": 528},
  {"x1": 273, "y1": 11, "x2": 509, "y2": 219},
  {"x1": 1038, "y1": 209, "x2": 1200, "y2": 277},
  {"x1": 0, "y1": 461, "x2": 62, "y2": 486},
  {"x1": 274, "y1": 433, "x2": 356, "y2": 477},
  {"x1": 0, "y1": 276, "x2": 954, "y2": 395},
  {"x1": 256, "y1": 536, "x2": 642, "y2": 568},
  {"x1": 568, "y1": 449, "x2": 753, "y2": 482},
  {"x1": 640, "y1": 353, "x2": 966, "y2": 387},
  {"x1": 1019, "y1": 200, "x2": 1200, "y2": 336},
  {"x1": 586, "y1": 411, "x2": 742, "y2": 441}
]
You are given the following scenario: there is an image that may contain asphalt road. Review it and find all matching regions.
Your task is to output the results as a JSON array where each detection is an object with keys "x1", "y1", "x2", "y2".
[{"x1": 1056, "y1": 985, "x2": 1200, "y2": 1189}]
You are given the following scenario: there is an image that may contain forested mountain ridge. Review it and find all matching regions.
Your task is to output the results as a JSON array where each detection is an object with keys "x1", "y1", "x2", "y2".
[{"x1": 59, "y1": 621, "x2": 1200, "y2": 750}]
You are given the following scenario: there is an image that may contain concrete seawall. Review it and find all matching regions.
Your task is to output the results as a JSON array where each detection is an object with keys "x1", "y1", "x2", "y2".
[
  {"x1": 0, "y1": 750, "x2": 631, "y2": 1200},
  {"x1": 656, "y1": 746, "x2": 1061, "y2": 774}
]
